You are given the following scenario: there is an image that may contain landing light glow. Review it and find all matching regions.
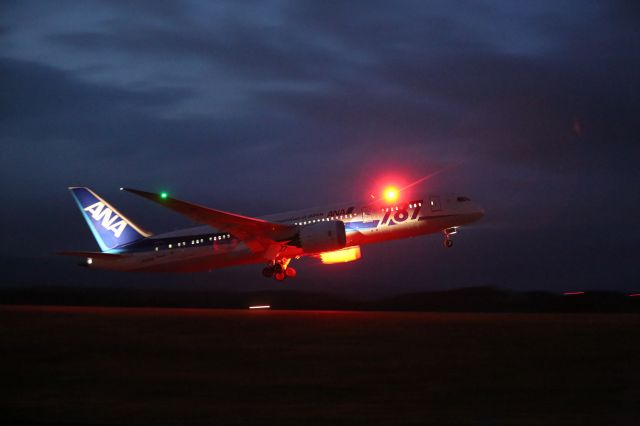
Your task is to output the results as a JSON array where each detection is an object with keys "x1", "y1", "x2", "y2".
[{"x1": 320, "y1": 246, "x2": 362, "y2": 264}]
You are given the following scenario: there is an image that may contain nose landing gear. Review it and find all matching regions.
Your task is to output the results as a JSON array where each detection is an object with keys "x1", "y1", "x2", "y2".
[{"x1": 443, "y1": 227, "x2": 457, "y2": 248}]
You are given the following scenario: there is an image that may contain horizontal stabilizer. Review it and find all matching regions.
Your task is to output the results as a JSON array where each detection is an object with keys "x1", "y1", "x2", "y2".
[{"x1": 57, "y1": 251, "x2": 123, "y2": 259}]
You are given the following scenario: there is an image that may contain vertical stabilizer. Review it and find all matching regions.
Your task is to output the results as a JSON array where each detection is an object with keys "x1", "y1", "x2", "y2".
[{"x1": 68, "y1": 187, "x2": 151, "y2": 251}]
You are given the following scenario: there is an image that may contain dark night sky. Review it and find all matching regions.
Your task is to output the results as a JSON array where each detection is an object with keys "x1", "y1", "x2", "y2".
[{"x1": 1, "y1": 1, "x2": 638, "y2": 296}]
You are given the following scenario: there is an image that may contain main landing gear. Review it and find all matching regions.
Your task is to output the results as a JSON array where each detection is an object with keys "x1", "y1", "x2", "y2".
[
  {"x1": 262, "y1": 258, "x2": 297, "y2": 282},
  {"x1": 443, "y1": 227, "x2": 457, "y2": 249}
]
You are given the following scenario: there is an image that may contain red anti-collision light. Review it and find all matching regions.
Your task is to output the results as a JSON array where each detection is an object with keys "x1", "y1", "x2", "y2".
[{"x1": 383, "y1": 186, "x2": 399, "y2": 203}]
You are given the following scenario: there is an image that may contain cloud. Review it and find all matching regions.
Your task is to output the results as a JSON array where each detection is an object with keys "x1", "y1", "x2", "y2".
[
  {"x1": 0, "y1": 57, "x2": 192, "y2": 120},
  {"x1": 0, "y1": 0, "x2": 638, "y2": 291}
]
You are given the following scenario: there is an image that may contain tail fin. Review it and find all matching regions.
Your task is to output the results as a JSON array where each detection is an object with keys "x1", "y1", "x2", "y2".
[{"x1": 69, "y1": 187, "x2": 151, "y2": 251}]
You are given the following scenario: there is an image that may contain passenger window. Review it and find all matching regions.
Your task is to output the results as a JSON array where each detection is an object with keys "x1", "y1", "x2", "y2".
[{"x1": 430, "y1": 196, "x2": 442, "y2": 212}]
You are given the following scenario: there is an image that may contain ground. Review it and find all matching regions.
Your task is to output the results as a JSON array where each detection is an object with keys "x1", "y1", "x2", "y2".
[{"x1": 2, "y1": 306, "x2": 639, "y2": 425}]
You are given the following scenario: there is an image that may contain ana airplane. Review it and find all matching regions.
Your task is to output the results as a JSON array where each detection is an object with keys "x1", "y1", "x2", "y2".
[{"x1": 61, "y1": 186, "x2": 484, "y2": 281}]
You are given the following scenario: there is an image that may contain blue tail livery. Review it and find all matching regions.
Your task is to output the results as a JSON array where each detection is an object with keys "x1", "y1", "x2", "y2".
[{"x1": 68, "y1": 187, "x2": 151, "y2": 251}]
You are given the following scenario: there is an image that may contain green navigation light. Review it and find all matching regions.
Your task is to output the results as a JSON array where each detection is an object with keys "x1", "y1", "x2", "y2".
[{"x1": 160, "y1": 192, "x2": 169, "y2": 199}]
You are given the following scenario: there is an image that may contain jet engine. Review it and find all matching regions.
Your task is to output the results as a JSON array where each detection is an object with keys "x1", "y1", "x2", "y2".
[{"x1": 297, "y1": 221, "x2": 346, "y2": 253}]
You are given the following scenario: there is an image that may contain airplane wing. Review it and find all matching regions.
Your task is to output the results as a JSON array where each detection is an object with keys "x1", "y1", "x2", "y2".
[{"x1": 122, "y1": 188, "x2": 295, "y2": 252}]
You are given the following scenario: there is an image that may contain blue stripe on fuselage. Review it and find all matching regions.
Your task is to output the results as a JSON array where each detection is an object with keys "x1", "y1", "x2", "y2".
[{"x1": 345, "y1": 221, "x2": 379, "y2": 231}]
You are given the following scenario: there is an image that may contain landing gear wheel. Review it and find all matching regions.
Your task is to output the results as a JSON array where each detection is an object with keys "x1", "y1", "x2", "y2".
[
  {"x1": 285, "y1": 267, "x2": 297, "y2": 278},
  {"x1": 444, "y1": 239, "x2": 453, "y2": 248},
  {"x1": 263, "y1": 257, "x2": 295, "y2": 280}
]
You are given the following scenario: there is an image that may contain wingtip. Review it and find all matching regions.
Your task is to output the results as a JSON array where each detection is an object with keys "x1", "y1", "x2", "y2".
[
  {"x1": 122, "y1": 188, "x2": 168, "y2": 202},
  {"x1": 121, "y1": 187, "x2": 145, "y2": 195},
  {"x1": 122, "y1": 188, "x2": 148, "y2": 195}
]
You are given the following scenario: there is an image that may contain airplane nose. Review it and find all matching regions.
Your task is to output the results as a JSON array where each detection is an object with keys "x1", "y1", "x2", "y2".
[{"x1": 471, "y1": 204, "x2": 485, "y2": 222}]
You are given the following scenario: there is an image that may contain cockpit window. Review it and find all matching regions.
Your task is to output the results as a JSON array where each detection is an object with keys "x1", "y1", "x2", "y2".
[{"x1": 457, "y1": 196, "x2": 471, "y2": 202}]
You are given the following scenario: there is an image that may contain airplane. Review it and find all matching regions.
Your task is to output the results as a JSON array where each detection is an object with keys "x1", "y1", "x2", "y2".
[{"x1": 61, "y1": 186, "x2": 485, "y2": 281}]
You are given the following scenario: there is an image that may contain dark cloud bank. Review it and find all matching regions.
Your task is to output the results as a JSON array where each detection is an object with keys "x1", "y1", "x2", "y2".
[{"x1": 1, "y1": 1, "x2": 638, "y2": 296}]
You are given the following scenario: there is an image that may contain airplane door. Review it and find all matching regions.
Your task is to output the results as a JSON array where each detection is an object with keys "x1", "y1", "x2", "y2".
[{"x1": 429, "y1": 196, "x2": 442, "y2": 212}]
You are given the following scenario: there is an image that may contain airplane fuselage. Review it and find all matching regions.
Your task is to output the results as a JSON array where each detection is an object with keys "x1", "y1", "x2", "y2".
[{"x1": 83, "y1": 192, "x2": 484, "y2": 273}]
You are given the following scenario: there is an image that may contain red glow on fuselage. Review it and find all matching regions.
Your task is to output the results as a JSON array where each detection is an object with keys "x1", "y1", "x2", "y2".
[{"x1": 563, "y1": 291, "x2": 585, "y2": 296}]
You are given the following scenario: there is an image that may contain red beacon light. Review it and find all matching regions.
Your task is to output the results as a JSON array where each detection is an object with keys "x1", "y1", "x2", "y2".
[{"x1": 383, "y1": 186, "x2": 399, "y2": 203}]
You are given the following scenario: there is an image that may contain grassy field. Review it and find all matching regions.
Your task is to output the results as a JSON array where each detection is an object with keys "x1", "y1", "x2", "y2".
[{"x1": 2, "y1": 306, "x2": 639, "y2": 425}]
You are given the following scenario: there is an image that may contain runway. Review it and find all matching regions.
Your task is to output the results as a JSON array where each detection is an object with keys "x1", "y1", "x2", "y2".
[{"x1": 2, "y1": 305, "x2": 639, "y2": 425}]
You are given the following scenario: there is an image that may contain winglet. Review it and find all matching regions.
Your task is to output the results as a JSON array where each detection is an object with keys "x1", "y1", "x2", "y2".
[{"x1": 121, "y1": 188, "x2": 169, "y2": 203}]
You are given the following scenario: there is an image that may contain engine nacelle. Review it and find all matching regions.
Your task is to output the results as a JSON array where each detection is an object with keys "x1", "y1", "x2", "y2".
[{"x1": 297, "y1": 221, "x2": 346, "y2": 253}]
